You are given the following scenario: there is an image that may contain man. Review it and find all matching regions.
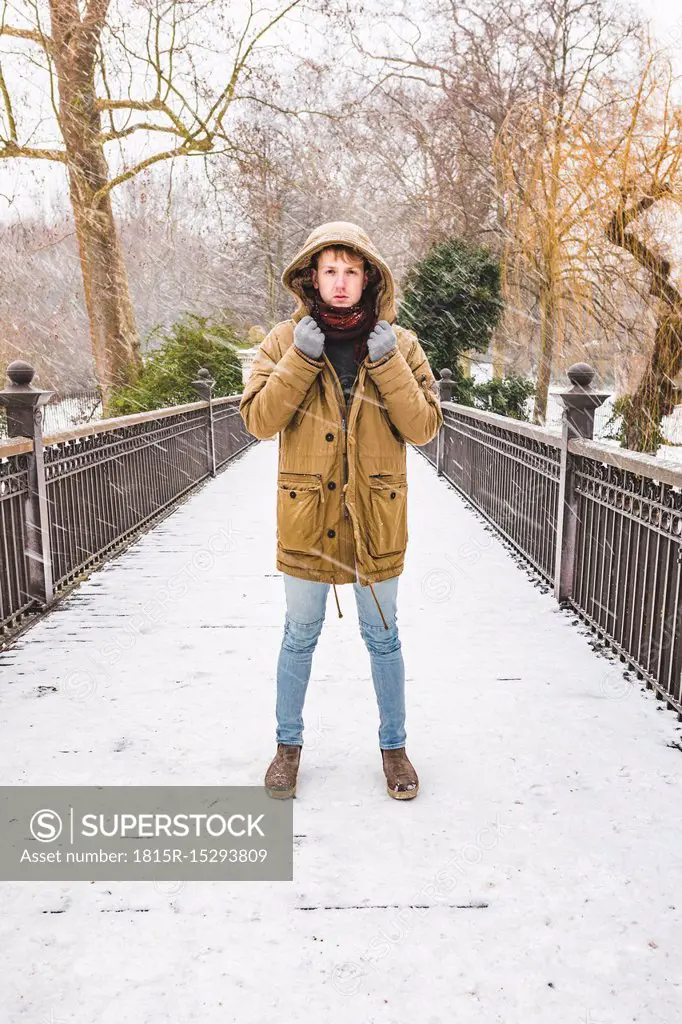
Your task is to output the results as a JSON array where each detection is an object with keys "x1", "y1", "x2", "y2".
[{"x1": 239, "y1": 221, "x2": 443, "y2": 801}]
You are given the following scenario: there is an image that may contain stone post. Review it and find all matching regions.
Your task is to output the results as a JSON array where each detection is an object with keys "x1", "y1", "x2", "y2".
[
  {"x1": 0, "y1": 361, "x2": 56, "y2": 606},
  {"x1": 436, "y1": 368, "x2": 453, "y2": 478},
  {"x1": 192, "y1": 367, "x2": 217, "y2": 477},
  {"x1": 553, "y1": 362, "x2": 609, "y2": 603}
]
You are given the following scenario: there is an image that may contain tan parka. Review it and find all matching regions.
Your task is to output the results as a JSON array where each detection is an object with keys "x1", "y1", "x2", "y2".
[{"x1": 239, "y1": 221, "x2": 443, "y2": 626}]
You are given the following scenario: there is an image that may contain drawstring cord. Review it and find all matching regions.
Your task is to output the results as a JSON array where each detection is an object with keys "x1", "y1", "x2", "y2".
[
  {"x1": 331, "y1": 580, "x2": 389, "y2": 629},
  {"x1": 368, "y1": 582, "x2": 389, "y2": 629}
]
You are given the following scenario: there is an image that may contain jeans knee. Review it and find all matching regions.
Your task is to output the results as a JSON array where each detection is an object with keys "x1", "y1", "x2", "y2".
[
  {"x1": 283, "y1": 613, "x2": 324, "y2": 654},
  {"x1": 359, "y1": 621, "x2": 401, "y2": 655}
]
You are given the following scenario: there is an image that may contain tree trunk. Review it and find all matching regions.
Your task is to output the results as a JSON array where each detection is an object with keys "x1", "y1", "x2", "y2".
[
  {"x1": 265, "y1": 248, "x2": 277, "y2": 328},
  {"x1": 533, "y1": 283, "x2": 555, "y2": 424},
  {"x1": 68, "y1": 169, "x2": 142, "y2": 411},
  {"x1": 492, "y1": 191, "x2": 507, "y2": 381},
  {"x1": 491, "y1": 333, "x2": 505, "y2": 380},
  {"x1": 621, "y1": 315, "x2": 682, "y2": 453},
  {"x1": 605, "y1": 187, "x2": 682, "y2": 453},
  {"x1": 460, "y1": 352, "x2": 472, "y2": 378},
  {"x1": 50, "y1": 0, "x2": 141, "y2": 414}
]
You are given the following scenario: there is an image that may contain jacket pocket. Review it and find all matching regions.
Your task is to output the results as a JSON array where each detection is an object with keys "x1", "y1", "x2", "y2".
[
  {"x1": 367, "y1": 473, "x2": 408, "y2": 557},
  {"x1": 277, "y1": 471, "x2": 325, "y2": 553}
]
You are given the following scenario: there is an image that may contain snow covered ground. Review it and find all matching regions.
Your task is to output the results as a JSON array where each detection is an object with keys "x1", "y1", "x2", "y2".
[{"x1": 1, "y1": 438, "x2": 681, "y2": 1023}]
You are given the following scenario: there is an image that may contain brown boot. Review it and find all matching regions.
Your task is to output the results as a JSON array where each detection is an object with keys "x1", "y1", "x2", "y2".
[
  {"x1": 264, "y1": 743, "x2": 301, "y2": 799},
  {"x1": 381, "y1": 747, "x2": 419, "y2": 800}
]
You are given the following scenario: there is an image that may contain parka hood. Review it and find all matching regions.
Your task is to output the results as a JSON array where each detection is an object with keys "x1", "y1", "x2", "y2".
[{"x1": 280, "y1": 221, "x2": 397, "y2": 325}]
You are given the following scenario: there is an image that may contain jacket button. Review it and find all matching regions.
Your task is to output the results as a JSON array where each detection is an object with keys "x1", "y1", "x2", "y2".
[
  {"x1": 327, "y1": 528, "x2": 336, "y2": 538},
  {"x1": 325, "y1": 432, "x2": 334, "y2": 441},
  {"x1": 390, "y1": 491, "x2": 396, "y2": 498},
  {"x1": 327, "y1": 481, "x2": 336, "y2": 490},
  {"x1": 290, "y1": 490, "x2": 297, "y2": 498}
]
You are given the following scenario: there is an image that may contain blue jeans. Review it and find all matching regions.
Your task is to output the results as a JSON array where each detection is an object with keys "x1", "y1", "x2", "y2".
[{"x1": 276, "y1": 572, "x2": 406, "y2": 749}]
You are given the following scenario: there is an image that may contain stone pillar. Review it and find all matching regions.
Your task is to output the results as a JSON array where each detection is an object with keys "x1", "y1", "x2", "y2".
[
  {"x1": 553, "y1": 362, "x2": 609, "y2": 603},
  {"x1": 192, "y1": 367, "x2": 217, "y2": 477},
  {"x1": 0, "y1": 361, "x2": 56, "y2": 605},
  {"x1": 235, "y1": 347, "x2": 259, "y2": 386},
  {"x1": 436, "y1": 368, "x2": 453, "y2": 478}
]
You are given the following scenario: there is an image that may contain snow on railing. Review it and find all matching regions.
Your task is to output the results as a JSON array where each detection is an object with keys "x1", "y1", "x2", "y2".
[
  {"x1": 0, "y1": 361, "x2": 253, "y2": 645},
  {"x1": 416, "y1": 364, "x2": 682, "y2": 716}
]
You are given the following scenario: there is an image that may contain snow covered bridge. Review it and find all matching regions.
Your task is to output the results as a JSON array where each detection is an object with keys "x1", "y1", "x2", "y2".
[{"x1": 1, "y1": 362, "x2": 682, "y2": 1021}]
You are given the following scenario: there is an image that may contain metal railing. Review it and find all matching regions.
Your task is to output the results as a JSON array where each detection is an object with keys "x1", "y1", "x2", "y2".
[
  {"x1": 420, "y1": 364, "x2": 682, "y2": 717},
  {"x1": 0, "y1": 388, "x2": 103, "y2": 439},
  {"x1": 439, "y1": 405, "x2": 561, "y2": 582},
  {"x1": 568, "y1": 441, "x2": 682, "y2": 706},
  {"x1": 0, "y1": 362, "x2": 254, "y2": 643},
  {"x1": 4, "y1": 353, "x2": 682, "y2": 718},
  {"x1": 0, "y1": 437, "x2": 34, "y2": 631}
]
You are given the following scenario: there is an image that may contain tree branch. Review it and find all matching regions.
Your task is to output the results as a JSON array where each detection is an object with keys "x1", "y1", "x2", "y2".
[
  {"x1": 209, "y1": 0, "x2": 304, "y2": 138},
  {"x1": 605, "y1": 184, "x2": 682, "y2": 308},
  {"x1": 0, "y1": 24, "x2": 53, "y2": 52},
  {"x1": 0, "y1": 60, "x2": 17, "y2": 140},
  {"x1": 89, "y1": 142, "x2": 210, "y2": 205},
  {"x1": 97, "y1": 122, "x2": 188, "y2": 144},
  {"x1": 83, "y1": 0, "x2": 110, "y2": 33},
  {"x1": 95, "y1": 96, "x2": 190, "y2": 138},
  {"x1": 0, "y1": 141, "x2": 66, "y2": 161}
]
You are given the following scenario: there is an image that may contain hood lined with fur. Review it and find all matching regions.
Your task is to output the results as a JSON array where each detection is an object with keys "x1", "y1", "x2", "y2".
[{"x1": 280, "y1": 221, "x2": 397, "y2": 325}]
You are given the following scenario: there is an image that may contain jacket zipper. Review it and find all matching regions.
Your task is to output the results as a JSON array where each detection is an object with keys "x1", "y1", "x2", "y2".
[
  {"x1": 342, "y1": 413, "x2": 349, "y2": 518},
  {"x1": 322, "y1": 355, "x2": 355, "y2": 527}
]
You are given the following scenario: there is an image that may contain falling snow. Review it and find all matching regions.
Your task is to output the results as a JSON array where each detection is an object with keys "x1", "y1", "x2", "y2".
[{"x1": 0, "y1": 441, "x2": 680, "y2": 1022}]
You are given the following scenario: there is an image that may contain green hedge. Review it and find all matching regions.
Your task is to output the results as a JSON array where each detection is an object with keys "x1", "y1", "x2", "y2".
[{"x1": 107, "y1": 313, "x2": 245, "y2": 417}]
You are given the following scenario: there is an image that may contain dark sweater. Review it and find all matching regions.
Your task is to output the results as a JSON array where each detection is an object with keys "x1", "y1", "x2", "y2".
[{"x1": 325, "y1": 339, "x2": 360, "y2": 409}]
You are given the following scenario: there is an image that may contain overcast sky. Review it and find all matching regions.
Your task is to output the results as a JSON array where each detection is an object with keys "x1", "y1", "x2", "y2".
[
  {"x1": 1, "y1": 0, "x2": 681, "y2": 226},
  {"x1": 645, "y1": 0, "x2": 682, "y2": 44}
]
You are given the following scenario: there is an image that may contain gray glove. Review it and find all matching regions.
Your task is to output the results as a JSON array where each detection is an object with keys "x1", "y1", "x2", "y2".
[
  {"x1": 367, "y1": 320, "x2": 396, "y2": 362},
  {"x1": 294, "y1": 315, "x2": 325, "y2": 359}
]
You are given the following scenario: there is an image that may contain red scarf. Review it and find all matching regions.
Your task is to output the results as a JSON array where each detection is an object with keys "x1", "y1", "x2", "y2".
[{"x1": 311, "y1": 292, "x2": 377, "y2": 363}]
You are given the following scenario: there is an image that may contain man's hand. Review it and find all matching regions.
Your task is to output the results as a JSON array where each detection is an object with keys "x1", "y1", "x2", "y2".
[
  {"x1": 367, "y1": 320, "x2": 397, "y2": 362},
  {"x1": 294, "y1": 315, "x2": 325, "y2": 360}
]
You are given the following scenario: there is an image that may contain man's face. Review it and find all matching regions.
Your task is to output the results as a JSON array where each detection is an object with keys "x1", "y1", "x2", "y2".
[{"x1": 311, "y1": 249, "x2": 368, "y2": 307}]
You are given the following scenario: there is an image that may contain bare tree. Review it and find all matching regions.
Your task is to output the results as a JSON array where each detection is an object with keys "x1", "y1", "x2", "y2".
[
  {"x1": 214, "y1": 116, "x2": 335, "y2": 329},
  {"x1": 0, "y1": 0, "x2": 329, "y2": 408},
  {"x1": 343, "y1": 0, "x2": 559, "y2": 375},
  {"x1": 492, "y1": 0, "x2": 644, "y2": 420},
  {"x1": 0, "y1": 214, "x2": 94, "y2": 389},
  {"x1": 596, "y1": 55, "x2": 682, "y2": 451}
]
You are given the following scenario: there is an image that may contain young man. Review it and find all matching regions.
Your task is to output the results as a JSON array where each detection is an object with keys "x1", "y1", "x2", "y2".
[{"x1": 239, "y1": 221, "x2": 443, "y2": 801}]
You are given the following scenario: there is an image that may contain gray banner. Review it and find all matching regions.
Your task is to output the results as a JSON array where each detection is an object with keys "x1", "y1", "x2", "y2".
[{"x1": 0, "y1": 786, "x2": 293, "y2": 880}]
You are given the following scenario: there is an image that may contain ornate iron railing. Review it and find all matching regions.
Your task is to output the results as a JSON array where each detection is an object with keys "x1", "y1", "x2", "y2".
[
  {"x1": 417, "y1": 367, "x2": 682, "y2": 717},
  {"x1": 436, "y1": 405, "x2": 561, "y2": 582},
  {"x1": 5, "y1": 353, "x2": 682, "y2": 718},
  {"x1": 568, "y1": 441, "x2": 682, "y2": 709},
  {"x1": 0, "y1": 361, "x2": 254, "y2": 643},
  {"x1": 0, "y1": 438, "x2": 34, "y2": 633}
]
